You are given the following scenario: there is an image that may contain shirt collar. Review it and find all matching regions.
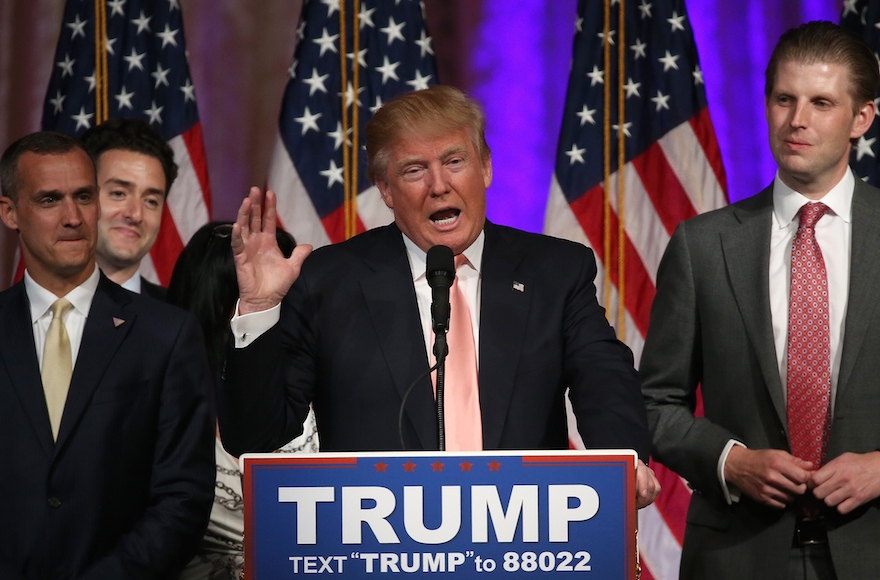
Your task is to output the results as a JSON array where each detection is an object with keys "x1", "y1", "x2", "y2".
[
  {"x1": 119, "y1": 267, "x2": 143, "y2": 293},
  {"x1": 25, "y1": 266, "x2": 100, "y2": 324},
  {"x1": 772, "y1": 168, "x2": 854, "y2": 228},
  {"x1": 403, "y1": 230, "x2": 485, "y2": 282}
]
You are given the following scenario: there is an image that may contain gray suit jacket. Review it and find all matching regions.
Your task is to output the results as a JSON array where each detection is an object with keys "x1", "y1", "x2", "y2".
[{"x1": 641, "y1": 177, "x2": 880, "y2": 579}]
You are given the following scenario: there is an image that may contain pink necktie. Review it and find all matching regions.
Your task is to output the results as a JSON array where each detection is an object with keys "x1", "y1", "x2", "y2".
[
  {"x1": 787, "y1": 202, "x2": 832, "y2": 468},
  {"x1": 432, "y1": 255, "x2": 483, "y2": 451}
]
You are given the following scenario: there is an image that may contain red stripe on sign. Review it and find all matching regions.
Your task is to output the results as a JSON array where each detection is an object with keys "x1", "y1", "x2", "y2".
[
  {"x1": 181, "y1": 122, "x2": 213, "y2": 214},
  {"x1": 690, "y1": 108, "x2": 729, "y2": 198},
  {"x1": 632, "y1": 143, "x2": 698, "y2": 236},
  {"x1": 569, "y1": 185, "x2": 656, "y2": 336},
  {"x1": 150, "y1": 204, "x2": 185, "y2": 286}
]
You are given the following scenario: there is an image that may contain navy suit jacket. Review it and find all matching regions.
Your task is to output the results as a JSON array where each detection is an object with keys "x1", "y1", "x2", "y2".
[
  {"x1": 0, "y1": 275, "x2": 215, "y2": 580},
  {"x1": 220, "y1": 221, "x2": 649, "y2": 459},
  {"x1": 140, "y1": 276, "x2": 167, "y2": 301}
]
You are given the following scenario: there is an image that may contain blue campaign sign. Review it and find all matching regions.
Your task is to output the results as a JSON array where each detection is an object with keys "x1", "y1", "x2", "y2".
[{"x1": 242, "y1": 450, "x2": 636, "y2": 579}]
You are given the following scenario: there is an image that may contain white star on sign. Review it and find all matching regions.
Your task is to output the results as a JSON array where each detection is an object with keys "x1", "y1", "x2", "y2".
[
  {"x1": 144, "y1": 100, "x2": 164, "y2": 125},
  {"x1": 376, "y1": 56, "x2": 401, "y2": 84},
  {"x1": 67, "y1": 14, "x2": 88, "y2": 39},
  {"x1": 56, "y1": 53, "x2": 76, "y2": 77},
  {"x1": 115, "y1": 85, "x2": 135, "y2": 110},
  {"x1": 856, "y1": 135, "x2": 876, "y2": 161},
  {"x1": 320, "y1": 159, "x2": 345, "y2": 188},
  {"x1": 651, "y1": 90, "x2": 671, "y2": 111},
  {"x1": 295, "y1": 106, "x2": 323, "y2": 135},
  {"x1": 576, "y1": 105, "x2": 597, "y2": 126},
  {"x1": 566, "y1": 144, "x2": 586, "y2": 165},
  {"x1": 667, "y1": 11, "x2": 686, "y2": 32},
  {"x1": 659, "y1": 50, "x2": 680, "y2": 72},
  {"x1": 406, "y1": 70, "x2": 432, "y2": 91},
  {"x1": 72, "y1": 106, "x2": 94, "y2": 131},
  {"x1": 381, "y1": 17, "x2": 406, "y2": 45},
  {"x1": 313, "y1": 28, "x2": 339, "y2": 56},
  {"x1": 131, "y1": 10, "x2": 151, "y2": 34},
  {"x1": 303, "y1": 68, "x2": 329, "y2": 95}
]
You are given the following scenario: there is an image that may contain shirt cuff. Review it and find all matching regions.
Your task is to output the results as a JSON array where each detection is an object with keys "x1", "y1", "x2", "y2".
[
  {"x1": 718, "y1": 439, "x2": 746, "y2": 505},
  {"x1": 230, "y1": 300, "x2": 281, "y2": 348}
]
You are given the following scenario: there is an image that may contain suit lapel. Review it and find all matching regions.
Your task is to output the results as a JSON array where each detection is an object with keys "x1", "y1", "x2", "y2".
[
  {"x1": 720, "y1": 189, "x2": 786, "y2": 424},
  {"x1": 0, "y1": 284, "x2": 55, "y2": 456},
  {"x1": 55, "y1": 277, "x2": 134, "y2": 449},
  {"x1": 359, "y1": 226, "x2": 438, "y2": 450},
  {"x1": 838, "y1": 180, "x2": 880, "y2": 400},
  {"x1": 478, "y1": 223, "x2": 532, "y2": 449}
]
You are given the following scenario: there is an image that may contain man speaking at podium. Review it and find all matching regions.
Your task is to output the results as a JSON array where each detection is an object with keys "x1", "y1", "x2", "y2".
[{"x1": 218, "y1": 85, "x2": 659, "y2": 508}]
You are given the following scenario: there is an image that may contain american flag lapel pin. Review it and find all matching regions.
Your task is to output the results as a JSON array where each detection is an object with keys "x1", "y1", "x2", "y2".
[
  {"x1": 513, "y1": 281, "x2": 525, "y2": 293},
  {"x1": 113, "y1": 317, "x2": 125, "y2": 328}
]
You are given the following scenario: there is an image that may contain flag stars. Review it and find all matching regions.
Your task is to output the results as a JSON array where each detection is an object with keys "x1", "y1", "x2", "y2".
[
  {"x1": 566, "y1": 143, "x2": 587, "y2": 165},
  {"x1": 296, "y1": 20, "x2": 307, "y2": 42},
  {"x1": 376, "y1": 56, "x2": 401, "y2": 83},
  {"x1": 598, "y1": 29, "x2": 616, "y2": 46},
  {"x1": 842, "y1": 0, "x2": 858, "y2": 17},
  {"x1": 152, "y1": 63, "x2": 171, "y2": 88},
  {"x1": 406, "y1": 70, "x2": 432, "y2": 91},
  {"x1": 106, "y1": 37, "x2": 118, "y2": 56},
  {"x1": 340, "y1": 82, "x2": 365, "y2": 108},
  {"x1": 328, "y1": 121, "x2": 352, "y2": 150},
  {"x1": 320, "y1": 160, "x2": 344, "y2": 188},
  {"x1": 659, "y1": 50, "x2": 680, "y2": 72},
  {"x1": 692, "y1": 64, "x2": 704, "y2": 85},
  {"x1": 157, "y1": 24, "x2": 179, "y2": 48},
  {"x1": 651, "y1": 90, "x2": 671, "y2": 111},
  {"x1": 303, "y1": 68, "x2": 329, "y2": 96},
  {"x1": 624, "y1": 77, "x2": 641, "y2": 98},
  {"x1": 288, "y1": 58, "x2": 299, "y2": 79},
  {"x1": 359, "y1": 4, "x2": 376, "y2": 29},
  {"x1": 84, "y1": 71, "x2": 97, "y2": 92},
  {"x1": 131, "y1": 10, "x2": 152, "y2": 34},
  {"x1": 576, "y1": 105, "x2": 597, "y2": 126},
  {"x1": 576, "y1": 17, "x2": 583, "y2": 33},
  {"x1": 630, "y1": 38, "x2": 647, "y2": 60},
  {"x1": 295, "y1": 106, "x2": 323, "y2": 135},
  {"x1": 321, "y1": 0, "x2": 340, "y2": 17},
  {"x1": 381, "y1": 17, "x2": 406, "y2": 45},
  {"x1": 144, "y1": 100, "x2": 164, "y2": 125},
  {"x1": 347, "y1": 48, "x2": 368, "y2": 69},
  {"x1": 56, "y1": 53, "x2": 76, "y2": 78},
  {"x1": 370, "y1": 96, "x2": 384, "y2": 114},
  {"x1": 115, "y1": 85, "x2": 135, "y2": 110},
  {"x1": 124, "y1": 47, "x2": 147, "y2": 71},
  {"x1": 415, "y1": 30, "x2": 434, "y2": 57},
  {"x1": 856, "y1": 135, "x2": 876, "y2": 161},
  {"x1": 168, "y1": 0, "x2": 180, "y2": 10},
  {"x1": 587, "y1": 65, "x2": 604, "y2": 86},
  {"x1": 66, "y1": 14, "x2": 88, "y2": 39},
  {"x1": 313, "y1": 28, "x2": 339, "y2": 56},
  {"x1": 612, "y1": 121, "x2": 633, "y2": 137},
  {"x1": 638, "y1": 0, "x2": 653, "y2": 18},
  {"x1": 181, "y1": 78, "x2": 196, "y2": 102},
  {"x1": 107, "y1": 0, "x2": 126, "y2": 18},
  {"x1": 49, "y1": 90, "x2": 66, "y2": 115},
  {"x1": 71, "y1": 106, "x2": 94, "y2": 131},
  {"x1": 667, "y1": 11, "x2": 686, "y2": 32}
]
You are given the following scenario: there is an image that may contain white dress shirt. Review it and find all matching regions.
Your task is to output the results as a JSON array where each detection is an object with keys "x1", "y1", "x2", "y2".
[
  {"x1": 25, "y1": 266, "x2": 100, "y2": 370},
  {"x1": 718, "y1": 170, "x2": 853, "y2": 503},
  {"x1": 119, "y1": 267, "x2": 143, "y2": 294}
]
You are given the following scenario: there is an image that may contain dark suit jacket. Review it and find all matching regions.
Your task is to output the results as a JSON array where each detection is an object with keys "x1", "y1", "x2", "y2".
[
  {"x1": 641, "y1": 178, "x2": 880, "y2": 579},
  {"x1": 0, "y1": 275, "x2": 215, "y2": 580},
  {"x1": 140, "y1": 276, "x2": 167, "y2": 301},
  {"x1": 219, "y1": 221, "x2": 649, "y2": 459}
]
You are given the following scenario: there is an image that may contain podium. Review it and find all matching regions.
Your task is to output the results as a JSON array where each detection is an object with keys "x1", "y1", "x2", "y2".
[{"x1": 242, "y1": 450, "x2": 637, "y2": 579}]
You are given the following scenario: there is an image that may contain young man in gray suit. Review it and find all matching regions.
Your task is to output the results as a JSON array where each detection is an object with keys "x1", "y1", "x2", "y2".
[{"x1": 642, "y1": 21, "x2": 880, "y2": 580}]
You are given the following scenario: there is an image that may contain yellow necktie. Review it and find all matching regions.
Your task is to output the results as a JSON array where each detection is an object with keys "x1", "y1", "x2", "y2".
[{"x1": 42, "y1": 298, "x2": 73, "y2": 440}]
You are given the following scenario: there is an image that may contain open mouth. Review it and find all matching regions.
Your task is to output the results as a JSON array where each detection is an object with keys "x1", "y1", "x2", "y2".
[{"x1": 430, "y1": 208, "x2": 460, "y2": 226}]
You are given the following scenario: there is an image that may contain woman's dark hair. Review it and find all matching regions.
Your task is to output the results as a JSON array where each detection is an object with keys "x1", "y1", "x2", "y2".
[{"x1": 167, "y1": 221, "x2": 296, "y2": 378}]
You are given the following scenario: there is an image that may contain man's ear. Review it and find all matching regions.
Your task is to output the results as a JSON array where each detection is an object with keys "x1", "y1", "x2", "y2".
[
  {"x1": 852, "y1": 99, "x2": 876, "y2": 140},
  {"x1": 376, "y1": 180, "x2": 394, "y2": 209},
  {"x1": 0, "y1": 196, "x2": 18, "y2": 231}
]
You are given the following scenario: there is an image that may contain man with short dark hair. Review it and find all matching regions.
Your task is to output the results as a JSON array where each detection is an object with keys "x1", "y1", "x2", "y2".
[
  {"x1": 0, "y1": 131, "x2": 214, "y2": 579},
  {"x1": 218, "y1": 85, "x2": 660, "y2": 509},
  {"x1": 81, "y1": 118, "x2": 177, "y2": 299},
  {"x1": 642, "y1": 21, "x2": 880, "y2": 579}
]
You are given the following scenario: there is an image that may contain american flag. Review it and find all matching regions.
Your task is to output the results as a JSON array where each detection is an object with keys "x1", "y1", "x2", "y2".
[
  {"x1": 267, "y1": 0, "x2": 437, "y2": 247},
  {"x1": 841, "y1": 0, "x2": 880, "y2": 185},
  {"x1": 37, "y1": 0, "x2": 211, "y2": 286},
  {"x1": 544, "y1": 1, "x2": 727, "y2": 579}
]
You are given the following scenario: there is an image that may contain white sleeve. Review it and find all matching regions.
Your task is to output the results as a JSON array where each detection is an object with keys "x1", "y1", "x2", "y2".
[{"x1": 230, "y1": 300, "x2": 281, "y2": 348}]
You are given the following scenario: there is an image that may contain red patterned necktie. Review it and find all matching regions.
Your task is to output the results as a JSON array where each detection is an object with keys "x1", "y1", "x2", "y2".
[
  {"x1": 786, "y1": 202, "x2": 832, "y2": 468},
  {"x1": 431, "y1": 254, "x2": 483, "y2": 451}
]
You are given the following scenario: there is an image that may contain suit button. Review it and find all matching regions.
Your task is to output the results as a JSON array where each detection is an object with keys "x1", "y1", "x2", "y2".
[{"x1": 48, "y1": 496, "x2": 61, "y2": 508}]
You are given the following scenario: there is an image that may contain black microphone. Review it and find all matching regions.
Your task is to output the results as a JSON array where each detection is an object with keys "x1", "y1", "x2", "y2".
[{"x1": 426, "y1": 245, "x2": 455, "y2": 359}]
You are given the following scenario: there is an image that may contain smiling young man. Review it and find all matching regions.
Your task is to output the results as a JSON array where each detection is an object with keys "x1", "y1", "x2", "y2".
[
  {"x1": 0, "y1": 132, "x2": 214, "y2": 579},
  {"x1": 641, "y1": 21, "x2": 880, "y2": 580},
  {"x1": 81, "y1": 119, "x2": 177, "y2": 300},
  {"x1": 217, "y1": 85, "x2": 660, "y2": 509}
]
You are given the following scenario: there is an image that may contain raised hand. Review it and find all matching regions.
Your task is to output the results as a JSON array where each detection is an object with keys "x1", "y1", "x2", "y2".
[{"x1": 231, "y1": 187, "x2": 312, "y2": 314}]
